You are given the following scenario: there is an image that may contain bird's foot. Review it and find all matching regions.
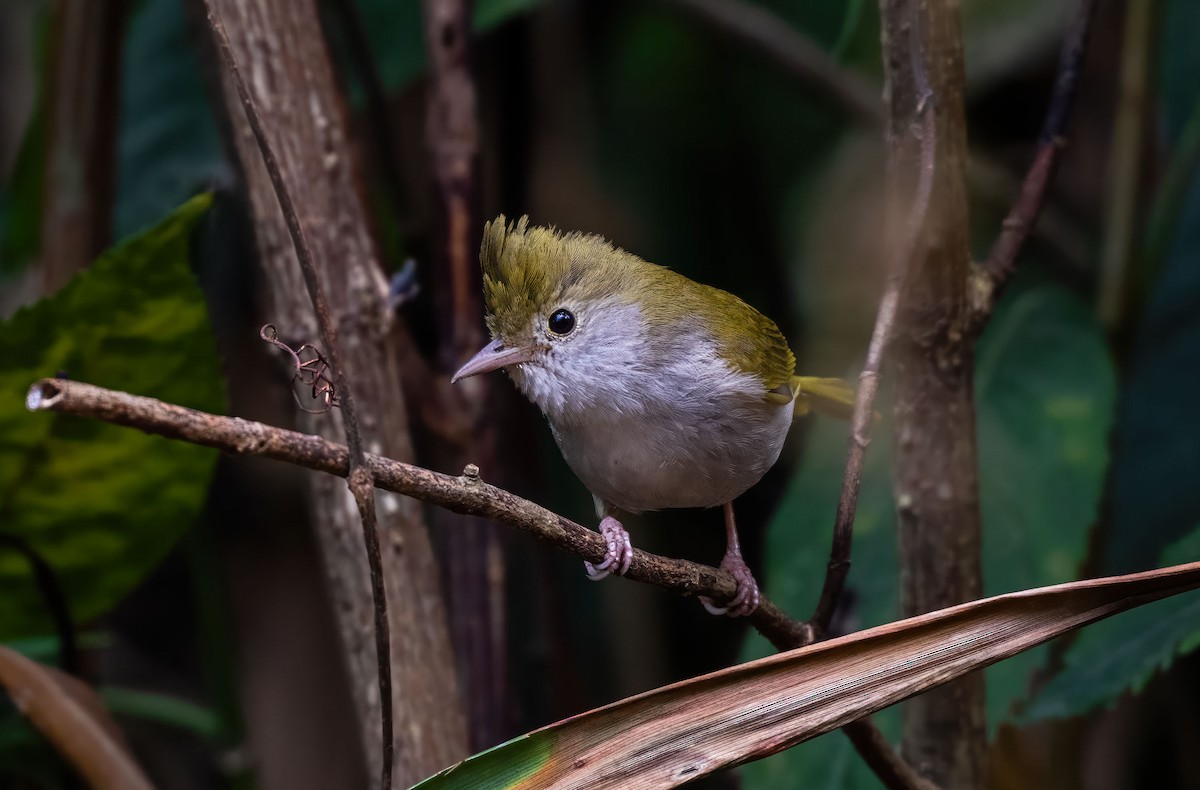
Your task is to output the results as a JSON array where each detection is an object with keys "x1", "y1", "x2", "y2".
[
  {"x1": 583, "y1": 516, "x2": 634, "y2": 581},
  {"x1": 699, "y1": 550, "x2": 761, "y2": 618}
]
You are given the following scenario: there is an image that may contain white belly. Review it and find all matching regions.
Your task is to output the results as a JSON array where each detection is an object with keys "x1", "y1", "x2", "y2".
[
  {"x1": 504, "y1": 303, "x2": 795, "y2": 512},
  {"x1": 549, "y1": 396, "x2": 793, "y2": 513}
]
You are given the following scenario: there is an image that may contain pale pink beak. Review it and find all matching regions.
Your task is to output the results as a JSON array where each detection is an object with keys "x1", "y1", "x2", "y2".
[{"x1": 451, "y1": 339, "x2": 536, "y2": 383}]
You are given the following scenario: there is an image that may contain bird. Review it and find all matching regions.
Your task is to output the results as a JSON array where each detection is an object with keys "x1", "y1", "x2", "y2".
[{"x1": 452, "y1": 215, "x2": 854, "y2": 616}]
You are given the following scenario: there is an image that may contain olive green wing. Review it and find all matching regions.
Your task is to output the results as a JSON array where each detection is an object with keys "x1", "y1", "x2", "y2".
[{"x1": 687, "y1": 283, "x2": 797, "y2": 403}]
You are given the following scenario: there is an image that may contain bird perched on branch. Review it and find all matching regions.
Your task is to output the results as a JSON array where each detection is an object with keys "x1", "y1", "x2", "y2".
[{"x1": 453, "y1": 216, "x2": 854, "y2": 616}]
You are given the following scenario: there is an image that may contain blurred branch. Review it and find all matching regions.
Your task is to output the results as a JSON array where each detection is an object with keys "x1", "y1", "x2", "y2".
[
  {"x1": 655, "y1": 0, "x2": 883, "y2": 126},
  {"x1": 421, "y1": 0, "x2": 508, "y2": 751},
  {"x1": 0, "y1": 646, "x2": 152, "y2": 790},
  {"x1": 422, "y1": 0, "x2": 483, "y2": 370},
  {"x1": 0, "y1": 534, "x2": 79, "y2": 675},
  {"x1": 323, "y1": 0, "x2": 411, "y2": 225},
  {"x1": 1095, "y1": 0, "x2": 1153, "y2": 330},
  {"x1": 971, "y1": 0, "x2": 1098, "y2": 324},
  {"x1": 844, "y1": 719, "x2": 938, "y2": 790},
  {"x1": 39, "y1": 0, "x2": 123, "y2": 293},
  {"x1": 201, "y1": 5, "x2": 393, "y2": 789}
]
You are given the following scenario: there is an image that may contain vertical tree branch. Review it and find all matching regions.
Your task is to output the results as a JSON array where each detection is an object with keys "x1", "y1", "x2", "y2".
[
  {"x1": 421, "y1": 0, "x2": 508, "y2": 750},
  {"x1": 196, "y1": 0, "x2": 468, "y2": 785},
  {"x1": 39, "y1": 0, "x2": 123, "y2": 292},
  {"x1": 972, "y1": 0, "x2": 1098, "y2": 322},
  {"x1": 879, "y1": 0, "x2": 984, "y2": 786},
  {"x1": 808, "y1": 92, "x2": 936, "y2": 638}
]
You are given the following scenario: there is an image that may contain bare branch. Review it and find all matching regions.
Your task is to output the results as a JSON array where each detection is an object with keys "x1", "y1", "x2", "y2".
[
  {"x1": 201, "y1": 6, "x2": 393, "y2": 787},
  {"x1": 971, "y1": 0, "x2": 1097, "y2": 323},
  {"x1": 27, "y1": 378, "x2": 811, "y2": 651},
  {"x1": 808, "y1": 9, "x2": 938, "y2": 641}
]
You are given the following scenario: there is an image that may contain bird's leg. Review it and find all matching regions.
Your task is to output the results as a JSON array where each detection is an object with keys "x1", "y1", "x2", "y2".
[
  {"x1": 583, "y1": 514, "x2": 634, "y2": 581},
  {"x1": 699, "y1": 502, "x2": 761, "y2": 617}
]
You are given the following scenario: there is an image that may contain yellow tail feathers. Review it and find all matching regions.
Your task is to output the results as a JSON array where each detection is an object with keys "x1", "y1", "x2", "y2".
[{"x1": 792, "y1": 376, "x2": 857, "y2": 420}]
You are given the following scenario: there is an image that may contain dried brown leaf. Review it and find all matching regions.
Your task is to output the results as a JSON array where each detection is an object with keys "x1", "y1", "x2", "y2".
[
  {"x1": 0, "y1": 646, "x2": 153, "y2": 789},
  {"x1": 416, "y1": 560, "x2": 1200, "y2": 789}
]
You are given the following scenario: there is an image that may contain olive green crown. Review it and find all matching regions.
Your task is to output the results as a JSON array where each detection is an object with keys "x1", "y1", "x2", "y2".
[
  {"x1": 479, "y1": 214, "x2": 797, "y2": 397},
  {"x1": 480, "y1": 214, "x2": 638, "y2": 339}
]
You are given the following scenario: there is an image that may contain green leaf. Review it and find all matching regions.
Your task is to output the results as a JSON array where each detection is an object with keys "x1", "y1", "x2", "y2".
[
  {"x1": 0, "y1": 7, "x2": 49, "y2": 275},
  {"x1": 0, "y1": 193, "x2": 222, "y2": 640},
  {"x1": 1106, "y1": 0, "x2": 1200, "y2": 574},
  {"x1": 1022, "y1": 526, "x2": 1200, "y2": 722},
  {"x1": 975, "y1": 286, "x2": 1116, "y2": 726},
  {"x1": 741, "y1": 284, "x2": 1114, "y2": 788},
  {"x1": 473, "y1": 0, "x2": 544, "y2": 31},
  {"x1": 0, "y1": 102, "x2": 45, "y2": 275},
  {"x1": 100, "y1": 687, "x2": 221, "y2": 739}
]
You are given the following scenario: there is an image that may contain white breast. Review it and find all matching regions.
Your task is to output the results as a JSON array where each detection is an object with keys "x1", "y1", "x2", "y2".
[{"x1": 506, "y1": 302, "x2": 793, "y2": 513}]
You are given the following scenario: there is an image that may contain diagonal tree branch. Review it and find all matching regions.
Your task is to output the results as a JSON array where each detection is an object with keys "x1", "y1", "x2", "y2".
[
  {"x1": 655, "y1": 0, "x2": 883, "y2": 126},
  {"x1": 970, "y1": 0, "x2": 1097, "y2": 325},
  {"x1": 202, "y1": 5, "x2": 394, "y2": 787},
  {"x1": 808, "y1": 78, "x2": 937, "y2": 639}
]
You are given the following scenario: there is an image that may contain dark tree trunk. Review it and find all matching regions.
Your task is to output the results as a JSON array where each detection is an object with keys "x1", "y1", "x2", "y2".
[{"x1": 879, "y1": 0, "x2": 986, "y2": 786}]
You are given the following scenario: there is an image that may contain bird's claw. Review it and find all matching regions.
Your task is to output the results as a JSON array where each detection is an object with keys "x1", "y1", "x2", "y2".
[
  {"x1": 699, "y1": 551, "x2": 760, "y2": 618},
  {"x1": 583, "y1": 515, "x2": 634, "y2": 581}
]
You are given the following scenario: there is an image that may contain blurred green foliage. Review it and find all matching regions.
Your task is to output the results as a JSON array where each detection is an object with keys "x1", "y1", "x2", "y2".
[
  {"x1": 0, "y1": 193, "x2": 222, "y2": 640},
  {"x1": 116, "y1": 0, "x2": 225, "y2": 240},
  {"x1": 1024, "y1": 526, "x2": 1200, "y2": 722},
  {"x1": 1107, "y1": 0, "x2": 1200, "y2": 574}
]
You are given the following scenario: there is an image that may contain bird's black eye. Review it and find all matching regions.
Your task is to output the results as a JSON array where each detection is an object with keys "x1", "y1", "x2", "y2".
[{"x1": 548, "y1": 309, "x2": 576, "y2": 335}]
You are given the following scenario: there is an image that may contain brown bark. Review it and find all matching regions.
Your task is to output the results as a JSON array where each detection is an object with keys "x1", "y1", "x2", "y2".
[
  {"x1": 39, "y1": 0, "x2": 122, "y2": 293},
  {"x1": 879, "y1": 0, "x2": 985, "y2": 787},
  {"x1": 420, "y1": 0, "x2": 509, "y2": 751},
  {"x1": 199, "y1": 0, "x2": 468, "y2": 784}
]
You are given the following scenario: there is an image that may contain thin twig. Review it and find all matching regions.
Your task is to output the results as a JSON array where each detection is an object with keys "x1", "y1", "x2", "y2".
[
  {"x1": 656, "y1": 0, "x2": 883, "y2": 126},
  {"x1": 201, "y1": 5, "x2": 394, "y2": 788},
  {"x1": 0, "y1": 534, "x2": 79, "y2": 675},
  {"x1": 807, "y1": 15, "x2": 938, "y2": 639},
  {"x1": 27, "y1": 378, "x2": 812, "y2": 651},
  {"x1": 843, "y1": 719, "x2": 938, "y2": 790},
  {"x1": 971, "y1": 0, "x2": 1098, "y2": 324}
]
